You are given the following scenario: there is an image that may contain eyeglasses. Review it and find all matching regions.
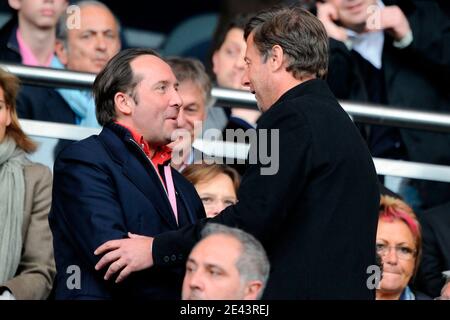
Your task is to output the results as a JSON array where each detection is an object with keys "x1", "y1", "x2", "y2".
[{"x1": 376, "y1": 243, "x2": 417, "y2": 260}]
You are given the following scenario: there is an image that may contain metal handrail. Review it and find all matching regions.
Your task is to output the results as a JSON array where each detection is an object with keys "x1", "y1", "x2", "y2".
[
  {"x1": 19, "y1": 119, "x2": 450, "y2": 183},
  {"x1": 1, "y1": 63, "x2": 95, "y2": 89},
  {"x1": 4, "y1": 62, "x2": 450, "y2": 133}
]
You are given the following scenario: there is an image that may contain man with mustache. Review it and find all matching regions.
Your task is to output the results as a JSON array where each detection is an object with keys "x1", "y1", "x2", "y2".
[{"x1": 48, "y1": 48, "x2": 206, "y2": 299}]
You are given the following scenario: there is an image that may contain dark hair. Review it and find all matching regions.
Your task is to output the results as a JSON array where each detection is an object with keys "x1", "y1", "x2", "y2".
[
  {"x1": 210, "y1": 13, "x2": 253, "y2": 56},
  {"x1": 165, "y1": 56, "x2": 212, "y2": 107},
  {"x1": 0, "y1": 68, "x2": 36, "y2": 153},
  {"x1": 94, "y1": 48, "x2": 160, "y2": 126},
  {"x1": 207, "y1": 13, "x2": 253, "y2": 78},
  {"x1": 244, "y1": 6, "x2": 329, "y2": 79}
]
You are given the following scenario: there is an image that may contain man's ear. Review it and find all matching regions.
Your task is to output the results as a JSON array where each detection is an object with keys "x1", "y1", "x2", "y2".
[
  {"x1": 268, "y1": 45, "x2": 285, "y2": 72},
  {"x1": 55, "y1": 40, "x2": 69, "y2": 66},
  {"x1": 114, "y1": 92, "x2": 133, "y2": 116},
  {"x1": 8, "y1": 0, "x2": 21, "y2": 11},
  {"x1": 243, "y1": 280, "x2": 264, "y2": 300}
]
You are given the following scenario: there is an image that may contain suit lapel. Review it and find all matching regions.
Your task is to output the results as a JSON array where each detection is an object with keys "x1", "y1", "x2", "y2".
[
  {"x1": 98, "y1": 125, "x2": 179, "y2": 229},
  {"x1": 173, "y1": 174, "x2": 197, "y2": 224},
  {"x1": 121, "y1": 151, "x2": 179, "y2": 229}
]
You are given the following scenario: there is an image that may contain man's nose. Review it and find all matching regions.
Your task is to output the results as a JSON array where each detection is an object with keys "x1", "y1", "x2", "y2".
[
  {"x1": 95, "y1": 35, "x2": 107, "y2": 51},
  {"x1": 187, "y1": 270, "x2": 204, "y2": 291},
  {"x1": 171, "y1": 90, "x2": 183, "y2": 109},
  {"x1": 241, "y1": 71, "x2": 250, "y2": 88}
]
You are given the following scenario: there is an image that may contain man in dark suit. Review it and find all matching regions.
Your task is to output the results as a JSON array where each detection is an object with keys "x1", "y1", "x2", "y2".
[
  {"x1": 95, "y1": 7, "x2": 380, "y2": 299},
  {"x1": 317, "y1": 0, "x2": 450, "y2": 210},
  {"x1": 415, "y1": 202, "x2": 450, "y2": 298},
  {"x1": 49, "y1": 48, "x2": 206, "y2": 300}
]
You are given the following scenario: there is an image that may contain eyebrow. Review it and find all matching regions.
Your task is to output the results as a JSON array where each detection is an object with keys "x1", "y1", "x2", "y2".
[
  {"x1": 153, "y1": 80, "x2": 179, "y2": 88},
  {"x1": 204, "y1": 263, "x2": 226, "y2": 273},
  {"x1": 199, "y1": 193, "x2": 215, "y2": 197},
  {"x1": 81, "y1": 28, "x2": 116, "y2": 34},
  {"x1": 377, "y1": 239, "x2": 414, "y2": 246}
]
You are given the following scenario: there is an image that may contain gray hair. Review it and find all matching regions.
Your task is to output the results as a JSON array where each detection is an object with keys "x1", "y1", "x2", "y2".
[
  {"x1": 56, "y1": 0, "x2": 121, "y2": 47},
  {"x1": 165, "y1": 56, "x2": 213, "y2": 109},
  {"x1": 201, "y1": 223, "x2": 270, "y2": 299}
]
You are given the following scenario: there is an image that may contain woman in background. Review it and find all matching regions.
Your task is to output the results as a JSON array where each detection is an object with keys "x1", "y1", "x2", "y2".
[
  {"x1": 376, "y1": 195, "x2": 429, "y2": 300},
  {"x1": 0, "y1": 68, "x2": 54, "y2": 300},
  {"x1": 183, "y1": 164, "x2": 240, "y2": 218}
]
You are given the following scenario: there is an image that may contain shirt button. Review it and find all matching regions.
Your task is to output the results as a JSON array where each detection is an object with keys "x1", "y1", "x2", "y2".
[
  {"x1": 163, "y1": 256, "x2": 170, "y2": 263},
  {"x1": 171, "y1": 254, "x2": 177, "y2": 261}
]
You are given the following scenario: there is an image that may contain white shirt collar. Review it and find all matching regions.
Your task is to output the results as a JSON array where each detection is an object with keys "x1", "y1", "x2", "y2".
[{"x1": 345, "y1": 0, "x2": 385, "y2": 69}]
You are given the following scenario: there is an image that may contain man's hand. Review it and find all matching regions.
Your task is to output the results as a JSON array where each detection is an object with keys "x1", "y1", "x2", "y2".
[
  {"x1": 373, "y1": 6, "x2": 411, "y2": 41},
  {"x1": 316, "y1": 2, "x2": 348, "y2": 42},
  {"x1": 94, "y1": 232, "x2": 154, "y2": 283},
  {"x1": 440, "y1": 281, "x2": 450, "y2": 300}
]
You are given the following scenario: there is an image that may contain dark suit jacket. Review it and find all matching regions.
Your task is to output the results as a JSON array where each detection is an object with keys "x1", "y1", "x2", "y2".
[
  {"x1": 48, "y1": 123, "x2": 206, "y2": 300},
  {"x1": 153, "y1": 79, "x2": 380, "y2": 299},
  {"x1": 415, "y1": 202, "x2": 450, "y2": 298},
  {"x1": 16, "y1": 85, "x2": 77, "y2": 157},
  {"x1": 328, "y1": 1, "x2": 450, "y2": 209},
  {"x1": 0, "y1": 16, "x2": 21, "y2": 64},
  {"x1": 16, "y1": 85, "x2": 76, "y2": 124},
  {"x1": 382, "y1": 1, "x2": 450, "y2": 209}
]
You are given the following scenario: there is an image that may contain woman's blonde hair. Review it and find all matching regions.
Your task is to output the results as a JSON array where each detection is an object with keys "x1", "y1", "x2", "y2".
[
  {"x1": 182, "y1": 164, "x2": 241, "y2": 192},
  {"x1": 0, "y1": 68, "x2": 36, "y2": 153}
]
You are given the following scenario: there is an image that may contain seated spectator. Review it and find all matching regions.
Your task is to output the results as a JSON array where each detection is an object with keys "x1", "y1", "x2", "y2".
[
  {"x1": 0, "y1": 68, "x2": 55, "y2": 300},
  {"x1": 0, "y1": 0, "x2": 67, "y2": 65},
  {"x1": 415, "y1": 201, "x2": 450, "y2": 298},
  {"x1": 317, "y1": 0, "x2": 450, "y2": 210},
  {"x1": 204, "y1": 13, "x2": 261, "y2": 134},
  {"x1": 182, "y1": 223, "x2": 269, "y2": 300},
  {"x1": 16, "y1": 1, "x2": 121, "y2": 166},
  {"x1": 182, "y1": 164, "x2": 240, "y2": 217},
  {"x1": 376, "y1": 195, "x2": 429, "y2": 300},
  {"x1": 17, "y1": 0, "x2": 121, "y2": 128},
  {"x1": 165, "y1": 57, "x2": 212, "y2": 170}
]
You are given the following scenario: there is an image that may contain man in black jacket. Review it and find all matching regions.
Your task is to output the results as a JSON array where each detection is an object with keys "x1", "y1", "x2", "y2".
[
  {"x1": 95, "y1": 7, "x2": 380, "y2": 299},
  {"x1": 317, "y1": 0, "x2": 450, "y2": 210}
]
